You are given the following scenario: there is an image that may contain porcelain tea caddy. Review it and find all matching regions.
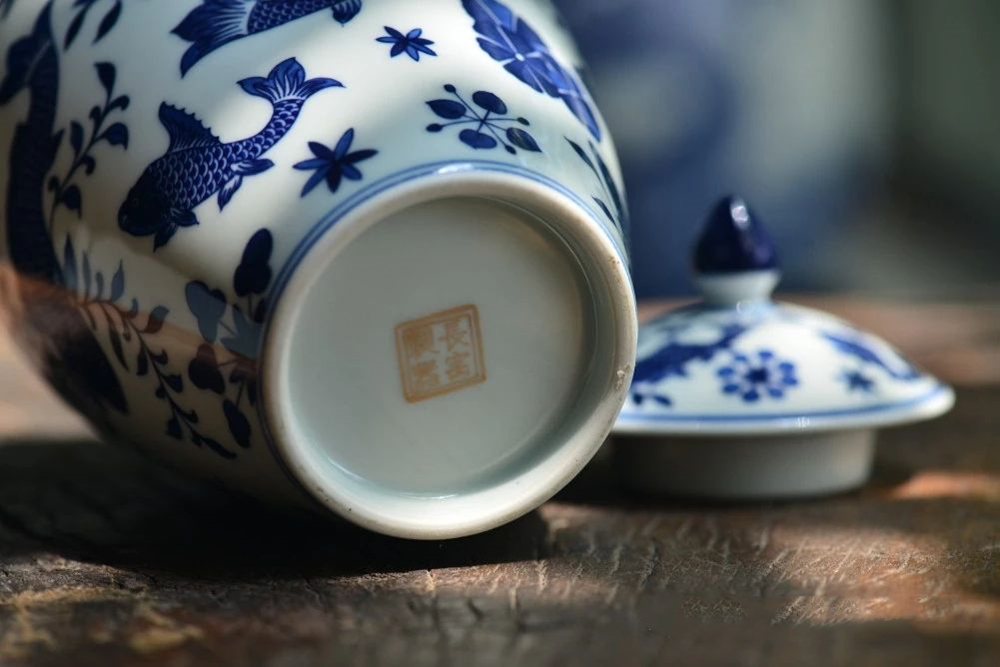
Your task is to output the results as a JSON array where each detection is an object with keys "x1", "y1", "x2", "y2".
[
  {"x1": 613, "y1": 196, "x2": 954, "y2": 499},
  {"x1": 0, "y1": 0, "x2": 636, "y2": 538}
]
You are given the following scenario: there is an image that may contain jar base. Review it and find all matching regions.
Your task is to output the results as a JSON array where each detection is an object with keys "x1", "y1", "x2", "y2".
[{"x1": 261, "y1": 175, "x2": 636, "y2": 538}]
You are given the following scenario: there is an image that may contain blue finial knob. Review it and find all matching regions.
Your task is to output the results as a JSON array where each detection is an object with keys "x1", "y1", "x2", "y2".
[
  {"x1": 694, "y1": 196, "x2": 778, "y2": 275},
  {"x1": 693, "y1": 196, "x2": 781, "y2": 305}
]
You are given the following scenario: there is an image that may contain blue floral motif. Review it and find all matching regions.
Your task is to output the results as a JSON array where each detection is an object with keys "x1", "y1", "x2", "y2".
[
  {"x1": 64, "y1": 0, "x2": 122, "y2": 49},
  {"x1": 118, "y1": 58, "x2": 341, "y2": 249},
  {"x1": 173, "y1": 0, "x2": 364, "y2": 76},
  {"x1": 57, "y1": 236, "x2": 238, "y2": 459},
  {"x1": 185, "y1": 229, "x2": 275, "y2": 451},
  {"x1": 426, "y1": 84, "x2": 542, "y2": 155},
  {"x1": 822, "y1": 331, "x2": 920, "y2": 381},
  {"x1": 48, "y1": 62, "x2": 129, "y2": 226},
  {"x1": 717, "y1": 350, "x2": 798, "y2": 402},
  {"x1": 841, "y1": 369, "x2": 876, "y2": 393},
  {"x1": 566, "y1": 138, "x2": 627, "y2": 235},
  {"x1": 376, "y1": 26, "x2": 436, "y2": 61},
  {"x1": 63, "y1": 231, "x2": 244, "y2": 459},
  {"x1": 630, "y1": 324, "x2": 745, "y2": 407},
  {"x1": 462, "y1": 0, "x2": 601, "y2": 140},
  {"x1": 294, "y1": 128, "x2": 378, "y2": 196},
  {"x1": 49, "y1": 237, "x2": 131, "y2": 419}
]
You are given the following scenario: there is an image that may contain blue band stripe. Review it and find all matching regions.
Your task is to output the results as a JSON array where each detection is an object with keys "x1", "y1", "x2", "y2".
[{"x1": 618, "y1": 383, "x2": 948, "y2": 424}]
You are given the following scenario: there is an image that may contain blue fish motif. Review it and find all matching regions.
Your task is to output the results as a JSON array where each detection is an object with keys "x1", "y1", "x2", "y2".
[
  {"x1": 118, "y1": 58, "x2": 341, "y2": 249},
  {"x1": 821, "y1": 331, "x2": 921, "y2": 381},
  {"x1": 173, "y1": 0, "x2": 363, "y2": 75},
  {"x1": 634, "y1": 324, "x2": 747, "y2": 385}
]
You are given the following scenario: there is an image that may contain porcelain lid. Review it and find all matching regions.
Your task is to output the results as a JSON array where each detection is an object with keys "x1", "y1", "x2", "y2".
[{"x1": 615, "y1": 196, "x2": 954, "y2": 436}]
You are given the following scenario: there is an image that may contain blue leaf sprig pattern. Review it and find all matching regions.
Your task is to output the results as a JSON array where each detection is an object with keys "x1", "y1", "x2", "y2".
[
  {"x1": 65, "y1": 0, "x2": 122, "y2": 49},
  {"x1": 47, "y1": 62, "x2": 129, "y2": 227},
  {"x1": 57, "y1": 235, "x2": 231, "y2": 456},
  {"x1": 426, "y1": 84, "x2": 541, "y2": 154}
]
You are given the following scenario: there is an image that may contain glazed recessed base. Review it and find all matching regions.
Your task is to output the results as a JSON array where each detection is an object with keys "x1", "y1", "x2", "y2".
[
  {"x1": 288, "y1": 197, "x2": 593, "y2": 494},
  {"x1": 613, "y1": 430, "x2": 877, "y2": 499},
  {"x1": 263, "y1": 175, "x2": 636, "y2": 539}
]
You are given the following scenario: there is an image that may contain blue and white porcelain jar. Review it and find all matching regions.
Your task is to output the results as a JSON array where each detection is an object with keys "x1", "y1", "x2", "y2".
[{"x1": 0, "y1": 0, "x2": 637, "y2": 538}]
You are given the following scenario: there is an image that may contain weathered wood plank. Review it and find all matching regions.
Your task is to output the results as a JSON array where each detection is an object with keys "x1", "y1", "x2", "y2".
[{"x1": 0, "y1": 298, "x2": 997, "y2": 666}]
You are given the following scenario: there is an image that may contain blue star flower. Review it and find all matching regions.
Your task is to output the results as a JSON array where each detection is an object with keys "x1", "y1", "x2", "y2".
[
  {"x1": 294, "y1": 129, "x2": 378, "y2": 197},
  {"x1": 841, "y1": 370, "x2": 876, "y2": 393},
  {"x1": 717, "y1": 350, "x2": 799, "y2": 402},
  {"x1": 376, "y1": 27, "x2": 437, "y2": 61}
]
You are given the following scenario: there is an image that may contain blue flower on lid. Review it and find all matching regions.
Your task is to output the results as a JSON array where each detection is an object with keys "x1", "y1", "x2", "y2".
[
  {"x1": 717, "y1": 350, "x2": 798, "y2": 402},
  {"x1": 694, "y1": 196, "x2": 779, "y2": 275}
]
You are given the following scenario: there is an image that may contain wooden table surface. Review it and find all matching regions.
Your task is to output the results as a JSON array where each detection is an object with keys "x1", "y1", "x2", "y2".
[{"x1": 0, "y1": 297, "x2": 999, "y2": 666}]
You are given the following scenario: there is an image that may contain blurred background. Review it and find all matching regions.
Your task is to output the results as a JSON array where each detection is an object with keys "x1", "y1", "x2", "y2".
[{"x1": 553, "y1": 0, "x2": 1000, "y2": 300}]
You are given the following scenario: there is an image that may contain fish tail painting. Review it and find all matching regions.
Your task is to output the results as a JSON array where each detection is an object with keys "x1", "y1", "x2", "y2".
[
  {"x1": 238, "y1": 55, "x2": 341, "y2": 105},
  {"x1": 173, "y1": 0, "x2": 364, "y2": 76},
  {"x1": 118, "y1": 58, "x2": 341, "y2": 249},
  {"x1": 0, "y1": 3, "x2": 129, "y2": 416},
  {"x1": 172, "y1": 0, "x2": 249, "y2": 75}
]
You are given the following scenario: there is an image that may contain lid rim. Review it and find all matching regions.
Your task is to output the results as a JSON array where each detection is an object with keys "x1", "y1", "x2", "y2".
[{"x1": 615, "y1": 383, "x2": 954, "y2": 436}]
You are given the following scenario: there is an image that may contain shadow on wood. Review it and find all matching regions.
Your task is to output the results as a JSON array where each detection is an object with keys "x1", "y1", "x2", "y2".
[{"x1": 0, "y1": 438, "x2": 551, "y2": 581}]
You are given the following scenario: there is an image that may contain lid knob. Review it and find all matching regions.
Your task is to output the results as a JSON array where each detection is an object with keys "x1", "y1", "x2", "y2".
[{"x1": 693, "y1": 196, "x2": 781, "y2": 306}]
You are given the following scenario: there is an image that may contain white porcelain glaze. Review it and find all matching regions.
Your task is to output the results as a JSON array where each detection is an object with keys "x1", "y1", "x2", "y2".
[
  {"x1": 616, "y1": 297, "x2": 954, "y2": 435},
  {"x1": 0, "y1": 0, "x2": 637, "y2": 538},
  {"x1": 615, "y1": 430, "x2": 876, "y2": 499}
]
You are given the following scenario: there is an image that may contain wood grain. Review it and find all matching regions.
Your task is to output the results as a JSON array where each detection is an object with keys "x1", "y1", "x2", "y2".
[{"x1": 0, "y1": 297, "x2": 998, "y2": 666}]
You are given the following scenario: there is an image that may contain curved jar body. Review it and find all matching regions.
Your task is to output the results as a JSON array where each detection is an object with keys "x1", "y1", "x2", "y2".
[{"x1": 0, "y1": 0, "x2": 635, "y2": 538}]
